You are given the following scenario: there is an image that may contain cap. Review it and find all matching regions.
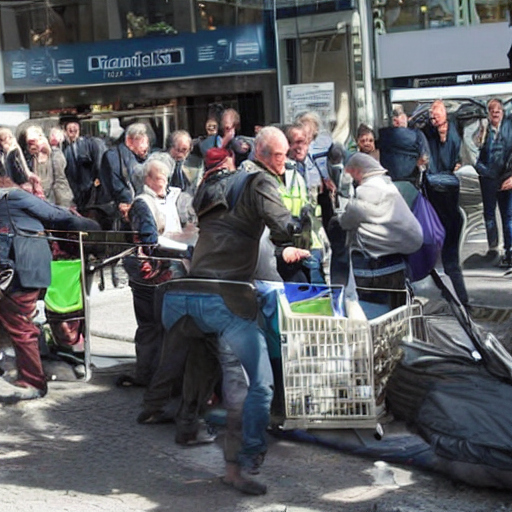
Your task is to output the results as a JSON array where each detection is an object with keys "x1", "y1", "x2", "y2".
[{"x1": 204, "y1": 147, "x2": 232, "y2": 171}]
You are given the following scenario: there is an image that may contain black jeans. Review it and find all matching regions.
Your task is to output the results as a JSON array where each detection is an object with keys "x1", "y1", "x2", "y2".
[
  {"x1": 327, "y1": 217, "x2": 408, "y2": 309},
  {"x1": 426, "y1": 183, "x2": 469, "y2": 305},
  {"x1": 129, "y1": 280, "x2": 164, "y2": 385}
]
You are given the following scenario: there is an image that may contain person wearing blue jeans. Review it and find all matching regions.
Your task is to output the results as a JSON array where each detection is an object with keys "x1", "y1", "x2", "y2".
[
  {"x1": 140, "y1": 134, "x2": 307, "y2": 495},
  {"x1": 476, "y1": 98, "x2": 512, "y2": 267},
  {"x1": 160, "y1": 291, "x2": 272, "y2": 462},
  {"x1": 497, "y1": 187, "x2": 512, "y2": 267},
  {"x1": 479, "y1": 176, "x2": 500, "y2": 251}
]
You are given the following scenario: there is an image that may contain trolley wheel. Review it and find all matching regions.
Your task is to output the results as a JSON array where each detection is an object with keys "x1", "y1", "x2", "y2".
[{"x1": 374, "y1": 422, "x2": 384, "y2": 440}]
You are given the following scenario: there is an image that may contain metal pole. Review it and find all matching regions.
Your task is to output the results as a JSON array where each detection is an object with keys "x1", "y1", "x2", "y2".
[
  {"x1": 79, "y1": 231, "x2": 92, "y2": 382},
  {"x1": 358, "y1": 0, "x2": 375, "y2": 128},
  {"x1": 273, "y1": 0, "x2": 283, "y2": 123}
]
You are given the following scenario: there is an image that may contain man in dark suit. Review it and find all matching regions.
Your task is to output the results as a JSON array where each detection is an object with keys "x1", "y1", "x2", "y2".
[{"x1": 62, "y1": 118, "x2": 106, "y2": 214}]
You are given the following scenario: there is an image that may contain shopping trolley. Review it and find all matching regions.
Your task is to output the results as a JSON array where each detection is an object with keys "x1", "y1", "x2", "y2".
[{"x1": 278, "y1": 284, "x2": 425, "y2": 430}]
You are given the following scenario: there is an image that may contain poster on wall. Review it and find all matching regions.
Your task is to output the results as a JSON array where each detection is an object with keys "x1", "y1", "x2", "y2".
[{"x1": 282, "y1": 82, "x2": 335, "y2": 124}]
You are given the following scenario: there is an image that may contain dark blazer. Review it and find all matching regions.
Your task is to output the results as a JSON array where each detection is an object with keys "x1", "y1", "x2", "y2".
[
  {"x1": 0, "y1": 188, "x2": 99, "y2": 290},
  {"x1": 63, "y1": 136, "x2": 106, "y2": 210},
  {"x1": 100, "y1": 143, "x2": 146, "y2": 205}
]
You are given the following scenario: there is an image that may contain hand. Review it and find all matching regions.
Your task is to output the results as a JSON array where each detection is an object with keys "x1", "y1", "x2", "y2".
[
  {"x1": 454, "y1": 163, "x2": 461, "y2": 172},
  {"x1": 28, "y1": 172, "x2": 41, "y2": 186},
  {"x1": 323, "y1": 177, "x2": 337, "y2": 195},
  {"x1": 501, "y1": 177, "x2": 512, "y2": 191},
  {"x1": 282, "y1": 246, "x2": 310, "y2": 263},
  {"x1": 221, "y1": 128, "x2": 235, "y2": 148},
  {"x1": 118, "y1": 202, "x2": 131, "y2": 220}
]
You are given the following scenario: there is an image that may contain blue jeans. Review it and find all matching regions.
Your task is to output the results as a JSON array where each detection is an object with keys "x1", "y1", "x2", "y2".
[
  {"x1": 497, "y1": 188, "x2": 512, "y2": 255},
  {"x1": 161, "y1": 292, "x2": 273, "y2": 457},
  {"x1": 479, "y1": 176, "x2": 499, "y2": 249}
]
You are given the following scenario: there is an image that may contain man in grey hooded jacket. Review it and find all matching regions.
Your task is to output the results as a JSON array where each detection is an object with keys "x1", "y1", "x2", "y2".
[{"x1": 328, "y1": 152, "x2": 423, "y2": 308}]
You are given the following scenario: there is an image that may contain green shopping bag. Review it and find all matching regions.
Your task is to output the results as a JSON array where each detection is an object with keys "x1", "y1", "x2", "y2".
[
  {"x1": 289, "y1": 295, "x2": 334, "y2": 316},
  {"x1": 44, "y1": 259, "x2": 83, "y2": 314}
]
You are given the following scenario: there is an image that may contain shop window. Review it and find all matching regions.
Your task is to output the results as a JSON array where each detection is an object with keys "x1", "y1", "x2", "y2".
[
  {"x1": 473, "y1": 0, "x2": 510, "y2": 23},
  {"x1": 380, "y1": 0, "x2": 457, "y2": 32},
  {"x1": 118, "y1": 0, "x2": 178, "y2": 38},
  {"x1": 378, "y1": 0, "x2": 508, "y2": 32},
  {"x1": 0, "y1": 0, "x2": 92, "y2": 51},
  {"x1": 195, "y1": 1, "x2": 263, "y2": 31}
]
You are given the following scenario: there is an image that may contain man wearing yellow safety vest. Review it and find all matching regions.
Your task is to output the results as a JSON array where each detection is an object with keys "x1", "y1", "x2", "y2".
[{"x1": 268, "y1": 123, "x2": 326, "y2": 284}]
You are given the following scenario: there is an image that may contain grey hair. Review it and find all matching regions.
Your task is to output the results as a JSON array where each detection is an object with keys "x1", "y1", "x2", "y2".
[
  {"x1": 255, "y1": 126, "x2": 287, "y2": 158},
  {"x1": 125, "y1": 123, "x2": 148, "y2": 140},
  {"x1": 143, "y1": 158, "x2": 170, "y2": 180},
  {"x1": 487, "y1": 97, "x2": 504, "y2": 110},
  {"x1": 285, "y1": 122, "x2": 307, "y2": 142},
  {"x1": 430, "y1": 99, "x2": 446, "y2": 112},
  {"x1": 295, "y1": 111, "x2": 322, "y2": 138},
  {"x1": 166, "y1": 129, "x2": 192, "y2": 151}
]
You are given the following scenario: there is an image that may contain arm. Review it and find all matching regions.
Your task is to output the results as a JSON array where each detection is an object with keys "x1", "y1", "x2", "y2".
[
  {"x1": 128, "y1": 199, "x2": 158, "y2": 245},
  {"x1": 90, "y1": 137, "x2": 107, "y2": 177},
  {"x1": 451, "y1": 125, "x2": 462, "y2": 172},
  {"x1": 10, "y1": 188, "x2": 99, "y2": 232},
  {"x1": 251, "y1": 173, "x2": 298, "y2": 248},
  {"x1": 100, "y1": 149, "x2": 133, "y2": 206},
  {"x1": 51, "y1": 149, "x2": 74, "y2": 207}
]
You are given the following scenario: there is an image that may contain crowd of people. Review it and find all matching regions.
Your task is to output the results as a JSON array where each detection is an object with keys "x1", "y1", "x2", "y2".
[{"x1": 0, "y1": 98, "x2": 506, "y2": 495}]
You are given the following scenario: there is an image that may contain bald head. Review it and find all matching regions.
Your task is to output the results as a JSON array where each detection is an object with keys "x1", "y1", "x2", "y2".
[
  {"x1": 430, "y1": 100, "x2": 447, "y2": 128},
  {"x1": 255, "y1": 126, "x2": 289, "y2": 175}
]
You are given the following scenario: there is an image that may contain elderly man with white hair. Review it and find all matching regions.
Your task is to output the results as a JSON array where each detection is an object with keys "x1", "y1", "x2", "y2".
[
  {"x1": 328, "y1": 152, "x2": 423, "y2": 309},
  {"x1": 118, "y1": 158, "x2": 189, "y2": 389}
]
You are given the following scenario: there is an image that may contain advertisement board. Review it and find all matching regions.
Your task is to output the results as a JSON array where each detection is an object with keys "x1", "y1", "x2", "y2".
[{"x1": 2, "y1": 25, "x2": 273, "y2": 91}]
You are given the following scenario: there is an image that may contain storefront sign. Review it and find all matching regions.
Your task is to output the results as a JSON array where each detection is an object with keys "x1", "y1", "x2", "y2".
[{"x1": 2, "y1": 24, "x2": 273, "y2": 90}]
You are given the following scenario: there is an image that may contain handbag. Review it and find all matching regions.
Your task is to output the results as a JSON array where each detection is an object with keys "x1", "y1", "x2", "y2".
[
  {"x1": 406, "y1": 191, "x2": 445, "y2": 282},
  {"x1": 12, "y1": 234, "x2": 53, "y2": 289},
  {"x1": 425, "y1": 172, "x2": 459, "y2": 192}
]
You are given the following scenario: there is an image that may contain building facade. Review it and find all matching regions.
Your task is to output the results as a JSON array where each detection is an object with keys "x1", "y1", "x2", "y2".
[
  {"x1": 0, "y1": 0, "x2": 277, "y2": 143},
  {"x1": 374, "y1": 0, "x2": 512, "y2": 114}
]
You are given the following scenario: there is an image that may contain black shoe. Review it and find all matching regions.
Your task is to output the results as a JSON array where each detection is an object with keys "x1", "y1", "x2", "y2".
[
  {"x1": 137, "y1": 409, "x2": 175, "y2": 425},
  {"x1": 498, "y1": 255, "x2": 512, "y2": 269},
  {"x1": 241, "y1": 451, "x2": 266, "y2": 475},
  {"x1": 116, "y1": 374, "x2": 147, "y2": 388},
  {"x1": 483, "y1": 249, "x2": 500, "y2": 264}
]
